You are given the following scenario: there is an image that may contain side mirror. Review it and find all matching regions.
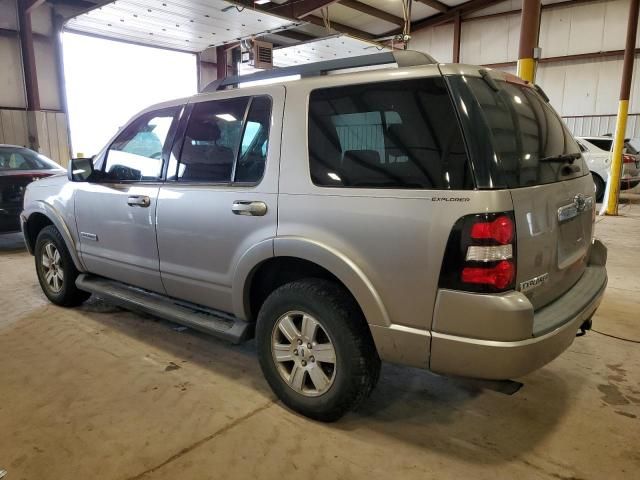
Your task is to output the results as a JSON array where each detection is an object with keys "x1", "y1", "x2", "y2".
[{"x1": 68, "y1": 157, "x2": 94, "y2": 182}]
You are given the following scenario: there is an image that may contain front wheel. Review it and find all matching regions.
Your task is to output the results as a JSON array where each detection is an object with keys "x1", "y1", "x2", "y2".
[
  {"x1": 34, "y1": 225, "x2": 91, "y2": 307},
  {"x1": 256, "y1": 279, "x2": 380, "y2": 422}
]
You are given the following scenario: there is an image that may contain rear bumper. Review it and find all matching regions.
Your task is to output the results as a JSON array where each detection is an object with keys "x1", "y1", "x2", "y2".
[{"x1": 429, "y1": 242, "x2": 607, "y2": 380}]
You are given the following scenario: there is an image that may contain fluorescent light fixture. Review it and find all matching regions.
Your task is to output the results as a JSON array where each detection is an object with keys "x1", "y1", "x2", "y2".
[
  {"x1": 255, "y1": 0, "x2": 271, "y2": 4},
  {"x1": 216, "y1": 113, "x2": 237, "y2": 121},
  {"x1": 327, "y1": 172, "x2": 341, "y2": 181}
]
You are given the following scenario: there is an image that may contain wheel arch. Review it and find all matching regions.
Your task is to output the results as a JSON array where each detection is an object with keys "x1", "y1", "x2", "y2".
[
  {"x1": 23, "y1": 202, "x2": 85, "y2": 271},
  {"x1": 233, "y1": 236, "x2": 390, "y2": 329}
]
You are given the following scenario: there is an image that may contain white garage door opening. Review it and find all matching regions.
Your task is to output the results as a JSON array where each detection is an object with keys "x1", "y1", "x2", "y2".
[{"x1": 62, "y1": 32, "x2": 197, "y2": 157}]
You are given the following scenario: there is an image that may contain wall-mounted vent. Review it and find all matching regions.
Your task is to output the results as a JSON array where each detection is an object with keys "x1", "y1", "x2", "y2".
[{"x1": 254, "y1": 40, "x2": 273, "y2": 70}]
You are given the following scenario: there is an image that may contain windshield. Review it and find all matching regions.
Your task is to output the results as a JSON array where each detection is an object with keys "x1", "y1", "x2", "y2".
[
  {"x1": 0, "y1": 147, "x2": 60, "y2": 171},
  {"x1": 450, "y1": 75, "x2": 587, "y2": 188}
]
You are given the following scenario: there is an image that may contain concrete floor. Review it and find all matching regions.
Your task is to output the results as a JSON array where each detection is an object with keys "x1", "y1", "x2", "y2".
[{"x1": 1, "y1": 198, "x2": 639, "y2": 480}]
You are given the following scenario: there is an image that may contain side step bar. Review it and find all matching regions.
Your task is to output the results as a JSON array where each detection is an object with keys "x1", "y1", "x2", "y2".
[{"x1": 76, "y1": 274, "x2": 252, "y2": 344}]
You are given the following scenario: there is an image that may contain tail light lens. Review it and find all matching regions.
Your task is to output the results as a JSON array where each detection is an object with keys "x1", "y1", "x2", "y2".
[
  {"x1": 623, "y1": 154, "x2": 635, "y2": 164},
  {"x1": 439, "y1": 212, "x2": 517, "y2": 293},
  {"x1": 470, "y1": 215, "x2": 514, "y2": 244}
]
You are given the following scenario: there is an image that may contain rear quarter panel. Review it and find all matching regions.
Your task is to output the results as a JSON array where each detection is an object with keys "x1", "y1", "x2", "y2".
[{"x1": 277, "y1": 74, "x2": 514, "y2": 331}]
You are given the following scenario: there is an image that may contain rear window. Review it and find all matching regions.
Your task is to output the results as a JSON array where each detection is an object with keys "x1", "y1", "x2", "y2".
[
  {"x1": 308, "y1": 78, "x2": 473, "y2": 189},
  {"x1": 462, "y1": 77, "x2": 586, "y2": 188},
  {"x1": 0, "y1": 147, "x2": 59, "y2": 171}
]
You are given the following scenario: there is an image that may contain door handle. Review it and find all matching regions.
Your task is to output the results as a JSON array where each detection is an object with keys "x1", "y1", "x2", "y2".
[
  {"x1": 232, "y1": 201, "x2": 267, "y2": 216},
  {"x1": 127, "y1": 195, "x2": 151, "y2": 207}
]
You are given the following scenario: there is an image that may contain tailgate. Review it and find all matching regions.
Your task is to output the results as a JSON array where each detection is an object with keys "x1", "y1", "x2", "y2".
[{"x1": 511, "y1": 174, "x2": 595, "y2": 310}]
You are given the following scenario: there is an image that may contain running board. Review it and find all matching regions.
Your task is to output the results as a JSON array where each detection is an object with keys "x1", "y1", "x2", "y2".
[{"x1": 76, "y1": 274, "x2": 252, "y2": 344}]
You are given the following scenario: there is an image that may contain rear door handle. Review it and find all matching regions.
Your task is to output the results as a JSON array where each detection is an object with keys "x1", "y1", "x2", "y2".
[
  {"x1": 127, "y1": 195, "x2": 151, "y2": 207},
  {"x1": 232, "y1": 201, "x2": 267, "y2": 216}
]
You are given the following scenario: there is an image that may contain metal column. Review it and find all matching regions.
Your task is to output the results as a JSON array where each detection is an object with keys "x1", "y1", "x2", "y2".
[
  {"x1": 216, "y1": 46, "x2": 227, "y2": 80},
  {"x1": 605, "y1": 0, "x2": 640, "y2": 215},
  {"x1": 17, "y1": 0, "x2": 40, "y2": 111},
  {"x1": 452, "y1": 12, "x2": 461, "y2": 63},
  {"x1": 517, "y1": 0, "x2": 541, "y2": 83}
]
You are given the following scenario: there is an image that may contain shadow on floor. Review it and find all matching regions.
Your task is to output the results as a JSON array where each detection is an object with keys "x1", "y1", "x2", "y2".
[
  {"x1": 0, "y1": 232, "x2": 26, "y2": 252},
  {"x1": 77, "y1": 295, "x2": 575, "y2": 465}
]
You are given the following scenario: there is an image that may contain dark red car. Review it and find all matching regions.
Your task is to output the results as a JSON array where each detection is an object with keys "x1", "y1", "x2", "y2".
[{"x1": 0, "y1": 145, "x2": 65, "y2": 234}]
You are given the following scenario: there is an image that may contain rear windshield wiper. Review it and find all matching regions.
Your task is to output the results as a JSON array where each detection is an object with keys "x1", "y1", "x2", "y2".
[{"x1": 539, "y1": 153, "x2": 581, "y2": 163}]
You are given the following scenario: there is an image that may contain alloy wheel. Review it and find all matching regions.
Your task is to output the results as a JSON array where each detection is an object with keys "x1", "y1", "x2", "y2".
[
  {"x1": 271, "y1": 311, "x2": 337, "y2": 397},
  {"x1": 41, "y1": 242, "x2": 64, "y2": 293}
]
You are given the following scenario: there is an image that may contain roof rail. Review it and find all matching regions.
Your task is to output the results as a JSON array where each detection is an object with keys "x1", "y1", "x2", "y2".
[{"x1": 202, "y1": 50, "x2": 438, "y2": 92}]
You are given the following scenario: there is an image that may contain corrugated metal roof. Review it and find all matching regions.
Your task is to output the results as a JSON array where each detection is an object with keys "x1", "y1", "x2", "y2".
[{"x1": 66, "y1": 0, "x2": 298, "y2": 52}]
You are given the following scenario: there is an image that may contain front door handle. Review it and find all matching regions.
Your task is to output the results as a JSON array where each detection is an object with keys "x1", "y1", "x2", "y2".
[
  {"x1": 127, "y1": 195, "x2": 151, "y2": 207},
  {"x1": 232, "y1": 201, "x2": 267, "y2": 216}
]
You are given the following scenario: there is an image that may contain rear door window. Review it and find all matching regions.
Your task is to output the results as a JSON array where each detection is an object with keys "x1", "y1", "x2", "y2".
[
  {"x1": 461, "y1": 76, "x2": 586, "y2": 188},
  {"x1": 176, "y1": 97, "x2": 249, "y2": 183},
  {"x1": 172, "y1": 95, "x2": 272, "y2": 184},
  {"x1": 308, "y1": 78, "x2": 473, "y2": 189}
]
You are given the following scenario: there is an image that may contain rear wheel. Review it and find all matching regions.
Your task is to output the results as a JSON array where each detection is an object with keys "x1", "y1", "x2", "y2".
[
  {"x1": 35, "y1": 225, "x2": 91, "y2": 307},
  {"x1": 256, "y1": 279, "x2": 380, "y2": 422},
  {"x1": 592, "y1": 173, "x2": 605, "y2": 202}
]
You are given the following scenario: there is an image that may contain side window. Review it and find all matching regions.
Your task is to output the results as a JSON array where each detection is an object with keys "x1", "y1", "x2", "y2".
[
  {"x1": 235, "y1": 96, "x2": 272, "y2": 183},
  {"x1": 308, "y1": 78, "x2": 472, "y2": 189},
  {"x1": 104, "y1": 108, "x2": 177, "y2": 181},
  {"x1": 177, "y1": 97, "x2": 249, "y2": 182}
]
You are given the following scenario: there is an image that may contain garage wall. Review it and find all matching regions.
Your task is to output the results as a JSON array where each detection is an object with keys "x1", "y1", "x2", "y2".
[
  {"x1": 0, "y1": 0, "x2": 70, "y2": 164},
  {"x1": 410, "y1": 0, "x2": 640, "y2": 136}
]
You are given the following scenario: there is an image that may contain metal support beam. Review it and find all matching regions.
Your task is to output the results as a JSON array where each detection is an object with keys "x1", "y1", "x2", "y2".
[
  {"x1": 400, "y1": 0, "x2": 506, "y2": 34},
  {"x1": 517, "y1": 0, "x2": 541, "y2": 82},
  {"x1": 415, "y1": 0, "x2": 449, "y2": 12},
  {"x1": 268, "y1": 0, "x2": 342, "y2": 19},
  {"x1": 605, "y1": 0, "x2": 640, "y2": 215},
  {"x1": 264, "y1": 29, "x2": 317, "y2": 43},
  {"x1": 306, "y1": 15, "x2": 374, "y2": 39},
  {"x1": 339, "y1": 0, "x2": 404, "y2": 26},
  {"x1": 25, "y1": 0, "x2": 46, "y2": 13},
  {"x1": 216, "y1": 45, "x2": 227, "y2": 80},
  {"x1": 17, "y1": 0, "x2": 40, "y2": 112},
  {"x1": 452, "y1": 12, "x2": 461, "y2": 63}
]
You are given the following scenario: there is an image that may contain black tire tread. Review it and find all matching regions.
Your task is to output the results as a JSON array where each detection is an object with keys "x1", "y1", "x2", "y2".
[
  {"x1": 256, "y1": 278, "x2": 380, "y2": 422},
  {"x1": 35, "y1": 225, "x2": 91, "y2": 307}
]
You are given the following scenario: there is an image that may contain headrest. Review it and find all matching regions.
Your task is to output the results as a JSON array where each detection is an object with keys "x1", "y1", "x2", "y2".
[{"x1": 187, "y1": 121, "x2": 221, "y2": 142}]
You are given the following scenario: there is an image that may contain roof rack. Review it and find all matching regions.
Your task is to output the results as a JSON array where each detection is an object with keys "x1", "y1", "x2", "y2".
[{"x1": 202, "y1": 50, "x2": 438, "y2": 92}]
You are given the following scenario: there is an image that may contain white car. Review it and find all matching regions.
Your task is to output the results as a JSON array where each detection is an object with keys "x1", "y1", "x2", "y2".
[{"x1": 576, "y1": 136, "x2": 640, "y2": 201}]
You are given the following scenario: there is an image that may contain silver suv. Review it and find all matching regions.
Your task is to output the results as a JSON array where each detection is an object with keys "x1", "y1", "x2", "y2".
[{"x1": 21, "y1": 52, "x2": 607, "y2": 421}]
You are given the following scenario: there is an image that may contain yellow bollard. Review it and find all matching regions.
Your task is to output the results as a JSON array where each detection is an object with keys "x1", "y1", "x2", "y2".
[
  {"x1": 605, "y1": 100, "x2": 629, "y2": 215},
  {"x1": 517, "y1": 57, "x2": 536, "y2": 83}
]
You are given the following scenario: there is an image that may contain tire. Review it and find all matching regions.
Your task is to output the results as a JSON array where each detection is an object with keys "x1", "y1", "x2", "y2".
[
  {"x1": 34, "y1": 225, "x2": 91, "y2": 307},
  {"x1": 256, "y1": 279, "x2": 380, "y2": 422},
  {"x1": 592, "y1": 173, "x2": 605, "y2": 203}
]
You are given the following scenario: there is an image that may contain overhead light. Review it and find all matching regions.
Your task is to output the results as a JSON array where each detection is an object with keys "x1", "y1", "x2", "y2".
[
  {"x1": 216, "y1": 113, "x2": 237, "y2": 121},
  {"x1": 255, "y1": 0, "x2": 271, "y2": 4},
  {"x1": 327, "y1": 172, "x2": 341, "y2": 181}
]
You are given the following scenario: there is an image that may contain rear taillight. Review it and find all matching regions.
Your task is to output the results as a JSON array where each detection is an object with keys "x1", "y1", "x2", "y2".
[
  {"x1": 623, "y1": 154, "x2": 635, "y2": 164},
  {"x1": 439, "y1": 212, "x2": 517, "y2": 293}
]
